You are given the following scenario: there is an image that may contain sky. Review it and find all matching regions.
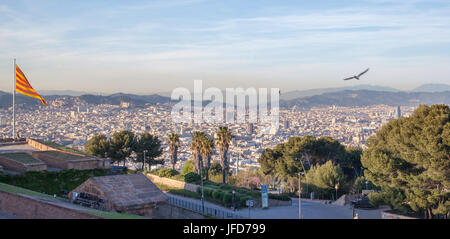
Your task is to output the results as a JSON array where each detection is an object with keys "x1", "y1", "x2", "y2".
[{"x1": 0, "y1": 0, "x2": 450, "y2": 94}]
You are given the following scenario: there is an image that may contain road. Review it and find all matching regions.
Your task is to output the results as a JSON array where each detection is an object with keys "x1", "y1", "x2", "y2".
[
  {"x1": 242, "y1": 198, "x2": 385, "y2": 219},
  {"x1": 167, "y1": 194, "x2": 386, "y2": 219}
]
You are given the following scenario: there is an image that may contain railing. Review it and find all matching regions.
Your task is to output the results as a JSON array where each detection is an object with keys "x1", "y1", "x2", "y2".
[{"x1": 167, "y1": 196, "x2": 247, "y2": 219}]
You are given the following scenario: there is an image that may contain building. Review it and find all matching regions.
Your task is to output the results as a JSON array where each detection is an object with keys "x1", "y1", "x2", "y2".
[
  {"x1": 0, "y1": 139, "x2": 110, "y2": 173},
  {"x1": 396, "y1": 106, "x2": 402, "y2": 119},
  {"x1": 246, "y1": 123, "x2": 254, "y2": 134},
  {"x1": 0, "y1": 116, "x2": 8, "y2": 126},
  {"x1": 69, "y1": 174, "x2": 168, "y2": 217}
]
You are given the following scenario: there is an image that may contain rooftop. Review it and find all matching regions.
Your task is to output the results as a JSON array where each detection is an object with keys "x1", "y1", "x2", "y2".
[
  {"x1": 0, "y1": 152, "x2": 41, "y2": 164},
  {"x1": 0, "y1": 144, "x2": 36, "y2": 154},
  {"x1": 90, "y1": 174, "x2": 168, "y2": 207}
]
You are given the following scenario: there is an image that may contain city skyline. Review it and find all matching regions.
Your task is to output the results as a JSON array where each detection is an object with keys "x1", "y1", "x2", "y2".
[{"x1": 1, "y1": 0, "x2": 450, "y2": 94}]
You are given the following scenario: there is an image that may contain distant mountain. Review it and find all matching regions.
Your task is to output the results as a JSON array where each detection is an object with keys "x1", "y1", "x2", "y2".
[
  {"x1": 40, "y1": 90, "x2": 91, "y2": 96},
  {"x1": 281, "y1": 85, "x2": 399, "y2": 101},
  {"x1": 1, "y1": 89, "x2": 448, "y2": 110},
  {"x1": 78, "y1": 93, "x2": 171, "y2": 106},
  {"x1": 0, "y1": 91, "x2": 172, "y2": 109},
  {"x1": 0, "y1": 90, "x2": 41, "y2": 109},
  {"x1": 411, "y1": 84, "x2": 450, "y2": 92},
  {"x1": 281, "y1": 90, "x2": 450, "y2": 109}
]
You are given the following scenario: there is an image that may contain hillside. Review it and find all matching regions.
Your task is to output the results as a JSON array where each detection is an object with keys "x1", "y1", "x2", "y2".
[
  {"x1": 281, "y1": 90, "x2": 450, "y2": 109},
  {"x1": 411, "y1": 83, "x2": 450, "y2": 92},
  {"x1": 280, "y1": 84, "x2": 399, "y2": 101},
  {"x1": 1, "y1": 89, "x2": 449, "y2": 110}
]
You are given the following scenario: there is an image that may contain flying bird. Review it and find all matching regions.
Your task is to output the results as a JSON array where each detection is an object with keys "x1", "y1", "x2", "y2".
[{"x1": 343, "y1": 68, "x2": 370, "y2": 81}]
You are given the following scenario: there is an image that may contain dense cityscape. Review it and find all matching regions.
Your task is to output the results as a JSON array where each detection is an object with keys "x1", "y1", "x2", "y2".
[
  {"x1": 0, "y1": 98, "x2": 411, "y2": 172},
  {"x1": 1, "y1": 0, "x2": 448, "y2": 224}
]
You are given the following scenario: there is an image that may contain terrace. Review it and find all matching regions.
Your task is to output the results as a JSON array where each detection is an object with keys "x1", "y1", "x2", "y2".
[
  {"x1": 0, "y1": 153, "x2": 41, "y2": 164},
  {"x1": 37, "y1": 151, "x2": 88, "y2": 161}
]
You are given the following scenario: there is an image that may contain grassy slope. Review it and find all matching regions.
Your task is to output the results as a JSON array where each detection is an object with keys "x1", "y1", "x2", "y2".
[
  {"x1": 0, "y1": 153, "x2": 41, "y2": 164},
  {"x1": 0, "y1": 169, "x2": 112, "y2": 197},
  {"x1": 38, "y1": 151, "x2": 86, "y2": 160}
]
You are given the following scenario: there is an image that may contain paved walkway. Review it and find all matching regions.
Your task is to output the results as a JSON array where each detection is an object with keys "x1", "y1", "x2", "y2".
[
  {"x1": 166, "y1": 194, "x2": 387, "y2": 219},
  {"x1": 167, "y1": 193, "x2": 238, "y2": 213}
]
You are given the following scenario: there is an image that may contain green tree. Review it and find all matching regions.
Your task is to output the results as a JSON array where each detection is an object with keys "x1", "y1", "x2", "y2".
[
  {"x1": 209, "y1": 161, "x2": 225, "y2": 176},
  {"x1": 343, "y1": 146, "x2": 363, "y2": 178},
  {"x1": 168, "y1": 133, "x2": 180, "y2": 170},
  {"x1": 134, "y1": 133, "x2": 163, "y2": 170},
  {"x1": 200, "y1": 135, "x2": 214, "y2": 181},
  {"x1": 215, "y1": 127, "x2": 234, "y2": 184},
  {"x1": 258, "y1": 136, "x2": 348, "y2": 179},
  {"x1": 362, "y1": 104, "x2": 450, "y2": 218},
  {"x1": 108, "y1": 130, "x2": 136, "y2": 166},
  {"x1": 306, "y1": 161, "x2": 345, "y2": 200},
  {"x1": 84, "y1": 135, "x2": 110, "y2": 158},
  {"x1": 181, "y1": 160, "x2": 194, "y2": 176},
  {"x1": 190, "y1": 131, "x2": 206, "y2": 174}
]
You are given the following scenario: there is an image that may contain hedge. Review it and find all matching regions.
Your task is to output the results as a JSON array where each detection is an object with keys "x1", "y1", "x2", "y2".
[{"x1": 268, "y1": 193, "x2": 291, "y2": 201}]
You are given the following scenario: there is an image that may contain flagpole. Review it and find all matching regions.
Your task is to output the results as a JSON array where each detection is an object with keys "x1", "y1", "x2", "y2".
[{"x1": 13, "y1": 58, "x2": 16, "y2": 141}]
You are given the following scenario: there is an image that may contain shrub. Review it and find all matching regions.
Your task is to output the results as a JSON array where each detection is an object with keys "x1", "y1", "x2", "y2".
[
  {"x1": 212, "y1": 190, "x2": 223, "y2": 201},
  {"x1": 184, "y1": 172, "x2": 201, "y2": 184},
  {"x1": 170, "y1": 189, "x2": 201, "y2": 199},
  {"x1": 203, "y1": 188, "x2": 213, "y2": 198},
  {"x1": 171, "y1": 174, "x2": 185, "y2": 181},
  {"x1": 222, "y1": 193, "x2": 233, "y2": 207},
  {"x1": 219, "y1": 184, "x2": 234, "y2": 191},
  {"x1": 269, "y1": 193, "x2": 291, "y2": 201},
  {"x1": 240, "y1": 196, "x2": 252, "y2": 207},
  {"x1": 156, "y1": 168, "x2": 179, "y2": 178},
  {"x1": 181, "y1": 160, "x2": 194, "y2": 176}
]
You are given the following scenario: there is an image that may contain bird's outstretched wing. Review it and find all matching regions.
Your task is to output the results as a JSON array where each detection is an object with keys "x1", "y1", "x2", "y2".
[
  {"x1": 358, "y1": 68, "x2": 370, "y2": 77},
  {"x1": 343, "y1": 76, "x2": 355, "y2": 81}
]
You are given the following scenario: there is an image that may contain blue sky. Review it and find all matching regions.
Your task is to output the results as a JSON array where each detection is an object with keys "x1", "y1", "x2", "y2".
[{"x1": 0, "y1": 0, "x2": 450, "y2": 94}]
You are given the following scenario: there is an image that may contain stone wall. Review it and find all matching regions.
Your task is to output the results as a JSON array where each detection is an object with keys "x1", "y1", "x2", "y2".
[
  {"x1": 31, "y1": 151, "x2": 103, "y2": 170},
  {"x1": 26, "y1": 138, "x2": 62, "y2": 152},
  {"x1": 0, "y1": 155, "x2": 47, "y2": 173},
  {"x1": 27, "y1": 138, "x2": 110, "y2": 169},
  {"x1": 0, "y1": 190, "x2": 102, "y2": 219},
  {"x1": 381, "y1": 211, "x2": 418, "y2": 219},
  {"x1": 146, "y1": 174, "x2": 200, "y2": 192},
  {"x1": 147, "y1": 174, "x2": 291, "y2": 208},
  {"x1": 30, "y1": 151, "x2": 68, "y2": 169}
]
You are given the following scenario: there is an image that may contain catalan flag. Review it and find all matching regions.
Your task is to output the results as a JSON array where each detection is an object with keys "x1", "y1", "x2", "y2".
[{"x1": 15, "y1": 65, "x2": 46, "y2": 105}]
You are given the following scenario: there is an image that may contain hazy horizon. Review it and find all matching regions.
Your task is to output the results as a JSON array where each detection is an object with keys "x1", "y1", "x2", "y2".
[{"x1": 1, "y1": 0, "x2": 450, "y2": 94}]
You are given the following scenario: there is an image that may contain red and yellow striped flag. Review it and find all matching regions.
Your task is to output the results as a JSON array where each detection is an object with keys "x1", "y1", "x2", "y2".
[{"x1": 15, "y1": 65, "x2": 46, "y2": 105}]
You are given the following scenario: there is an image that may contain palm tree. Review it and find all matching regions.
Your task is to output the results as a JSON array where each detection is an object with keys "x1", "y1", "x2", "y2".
[
  {"x1": 200, "y1": 136, "x2": 214, "y2": 181},
  {"x1": 190, "y1": 131, "x2": 205, "y2": 174},
  {"x1": 214, "y1": 127, "x2": 234, "y2": 184},
  {"x1": 168, "y1": 133, "x2": 180, "y2": 170}
]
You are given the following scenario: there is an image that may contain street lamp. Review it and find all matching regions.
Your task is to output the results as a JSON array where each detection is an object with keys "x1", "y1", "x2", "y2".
[
  {"x1": 298, "y1": 172, "x2": 302, "y2": 219},
  {"x1": 298, "y1": 171, "x2": 305, "y2": 219},
  {"x1": 335, "y1": 184, "x2": 339, "y2": 201},
  {"x1": 298, "y1": 159, "x2": 308, "y2": 196},
  {"x1": 199, "y1": 158, "x2": 205, "y2": 214},
  {"x1": 143, "y1": 150, "x2": 148, "y2": 172}
]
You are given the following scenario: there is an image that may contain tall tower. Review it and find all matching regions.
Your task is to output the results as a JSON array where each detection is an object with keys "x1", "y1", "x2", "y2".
[
  {"x1": 396, "y1": 106, "x2": 401, "y2": 119},
  {"x1": 246, "y1": 123, "x2": 254, "y2": 135}
]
